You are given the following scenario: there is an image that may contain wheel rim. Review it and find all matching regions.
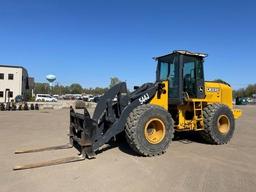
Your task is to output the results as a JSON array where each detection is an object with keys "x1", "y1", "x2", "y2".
[
  {"x1": 144, "y1": 118, "x2": 166, "y2": 144},
  {"x1": 217, "y1": 115, "x2": 230, "y2": 134}
]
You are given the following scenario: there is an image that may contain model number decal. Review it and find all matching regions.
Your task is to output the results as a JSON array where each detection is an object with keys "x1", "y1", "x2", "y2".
[
  {"x1": 207, "y1": 87, "x2": 220, "y2": 92},
  {"x1": 139, "y1": 93, "x2": 150, "y2": 104}
]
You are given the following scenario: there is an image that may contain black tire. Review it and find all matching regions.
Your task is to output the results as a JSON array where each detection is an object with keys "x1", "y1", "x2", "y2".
[
  {"x1": 200, "y1": 103, "x2": 235, "y2": 144},
  {"x1": 125, "y1": 104, "x2": 174, "y2": 156}
]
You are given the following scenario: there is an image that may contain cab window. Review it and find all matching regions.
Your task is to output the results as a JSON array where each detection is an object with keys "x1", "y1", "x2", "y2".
[
  {"x1": 183, "y1": 56, "x2": 203, "y2": 97},
  {"x1": 159, "y1": 62, "x2": 168, "y2": 80},
  {"x1": 158, "y1": 55, "x2": 179, "y2": 98}
]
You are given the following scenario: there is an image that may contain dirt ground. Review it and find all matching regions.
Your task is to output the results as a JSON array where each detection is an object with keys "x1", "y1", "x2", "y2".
[{"x1": 0, "y1": 105, "x2": 255, "y2": 192}]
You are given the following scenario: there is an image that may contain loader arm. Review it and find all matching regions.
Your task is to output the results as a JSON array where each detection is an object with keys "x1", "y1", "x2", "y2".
[{"x1": 70, "y1": 82, "x2": 160, "y2": 157}]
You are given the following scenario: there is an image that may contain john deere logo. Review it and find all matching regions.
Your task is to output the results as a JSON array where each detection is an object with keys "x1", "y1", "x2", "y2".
[{"x1": 207, "y1": 87, "x2": 220, "y2": 92}]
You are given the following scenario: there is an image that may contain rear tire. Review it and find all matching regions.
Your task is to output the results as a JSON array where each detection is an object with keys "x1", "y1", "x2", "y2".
[
  {"x1": 125, "y1": 104, "x2": 174, "y2": 156},
  {"x1": 200, "y1": 103, "x2": 235, "y2": 144}
]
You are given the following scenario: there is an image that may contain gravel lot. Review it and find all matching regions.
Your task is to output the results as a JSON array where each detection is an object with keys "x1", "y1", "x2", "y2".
[{"x1": 0, "y1": 105, "x2": 255, "y2": 192}]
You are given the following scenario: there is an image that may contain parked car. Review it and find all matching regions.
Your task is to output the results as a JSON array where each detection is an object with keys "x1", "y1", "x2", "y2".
[
  {"x1": 235, "y1": 97, "x2": 247, "y2": 105},
  {"x1": 247, "y1": 97, "x2": 254, "y2": 103},
  {"x1": 35, "y1": 94, "x2": 57, "y2": 102},
  {"x1": 87, "y1": 95, "x2": 95, "y2": 102},
  {"x1": 73, "y1": 94, "x2": 82, "y2": 100},
  {"x1": 82, "y1": 95, "x2": 91, "y2": 101},
  {"x1": 53, "y1": 95, "x2": 59, "y2": 99}
]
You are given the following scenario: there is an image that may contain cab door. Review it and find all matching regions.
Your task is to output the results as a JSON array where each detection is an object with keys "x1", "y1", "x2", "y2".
[
  {"x1": 157, "y1": 54, "x2": 183, "y2": 105},
  {"x1": 182, "y1": 55, "x2": 205, "y2": 99}
]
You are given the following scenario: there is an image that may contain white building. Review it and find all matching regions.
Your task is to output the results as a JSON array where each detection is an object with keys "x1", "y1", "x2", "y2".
[{"x1": 0, "y1": 65, "x2": 33, "y2": 103}]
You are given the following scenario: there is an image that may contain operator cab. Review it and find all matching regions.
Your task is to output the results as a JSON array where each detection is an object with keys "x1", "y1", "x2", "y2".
[{"x1": 155, "y1": 50, "x2": 207, "y2": 105}]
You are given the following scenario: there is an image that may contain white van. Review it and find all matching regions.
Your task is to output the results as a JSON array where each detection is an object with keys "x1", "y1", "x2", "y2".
[{"x1": 35, "y1": 94, "x2": 57, "y2": 102}]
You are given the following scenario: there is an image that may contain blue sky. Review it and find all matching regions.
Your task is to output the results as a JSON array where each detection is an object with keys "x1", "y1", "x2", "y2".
[{"x1": 0, "y1": 0, "x2": 255, "y2": 89}]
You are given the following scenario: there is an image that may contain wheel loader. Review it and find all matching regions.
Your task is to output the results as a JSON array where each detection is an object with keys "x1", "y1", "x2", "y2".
[{"x1": 14, "y1": 50, "x2": 242, "y2": 170}]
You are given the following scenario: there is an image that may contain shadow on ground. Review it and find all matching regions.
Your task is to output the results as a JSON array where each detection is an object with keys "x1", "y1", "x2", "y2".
[
  {"x1": 173, "y1": 131, "x2": 206, "y2": 144},
  {"x1": 97, "y1": 132, "x2": 208, "y2": 157}
]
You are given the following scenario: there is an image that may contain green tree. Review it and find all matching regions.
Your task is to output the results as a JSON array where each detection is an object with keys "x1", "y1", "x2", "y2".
[
  {"x1": 34, "y1": 83, "x2": 50, "y2": 94},
  {"x1": 245, "y1": 84, "x2": 256, "y2": 97},
  {"x1": 51, "y1": 85, "x2": 69, "y2": 95},
  {"x1": 233, "y1": 84, "x2": 256, "y2": 98},
  {"x1": 70, "y1": 83, "x2": 83, "y2": 94},
  {"x1": 34, "y1": 81, "x2": 114, "y2": 96},
  {"x1": 94, "y1": 87, "x2": 108, "y2": 95},
  {"x1": 233, "y1": 88, "x2": 245, "y2": 98},
  {"x1": 83, "y1": 87, "x2": 93, "y2": 94},
  {"x1": 63, "y1": 86, "x2": 71, "y2": 94},
  {"x1": 109, "y1": 77, "x2": 121, "y2": 88}
]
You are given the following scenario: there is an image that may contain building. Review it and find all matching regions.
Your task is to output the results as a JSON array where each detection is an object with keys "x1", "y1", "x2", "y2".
[{"x1": 0, "y1": 65, "x2": 34, "y2": 103}]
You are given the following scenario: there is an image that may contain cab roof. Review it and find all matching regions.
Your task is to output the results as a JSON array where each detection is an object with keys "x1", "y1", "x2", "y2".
[{"x1": 153, "y1": 50, "x2": 208, "y2": 60}]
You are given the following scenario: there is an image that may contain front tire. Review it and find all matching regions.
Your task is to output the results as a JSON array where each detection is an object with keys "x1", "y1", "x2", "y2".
[
  {"x1": 125, "y1": 104, "x2": 174, "y2": 156},
  {"x1": 200, "y1": 104, "x2": 235, "y2": 144}
]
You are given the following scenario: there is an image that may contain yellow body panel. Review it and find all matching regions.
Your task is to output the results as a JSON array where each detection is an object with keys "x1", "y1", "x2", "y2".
[
  {"x1": 190, "y1": 82, "x2": 242, "y2": 119},
  {"x1": 150, "y1": 81, "x2": 242, "y2": 131},
  {"x1": 189, "y1": 82, "x2": 231, "y2": 107},
  {"x1": 149, "y1": 80, "x2": 168, "y2": 110},
  {"x1": 177, "y1": 104, "x2": 197, "y2": 130}
]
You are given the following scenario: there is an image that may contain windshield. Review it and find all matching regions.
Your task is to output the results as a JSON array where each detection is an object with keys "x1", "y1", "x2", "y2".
[{"x1": 158, "y1": 55, "x2": 179, "y2": 98}]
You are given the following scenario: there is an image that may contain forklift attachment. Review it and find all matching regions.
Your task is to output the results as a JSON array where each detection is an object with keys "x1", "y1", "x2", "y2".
[
  {"x1": 15, "y1": 144, "x2": 72, "y2": 154},
  {"x1": 13, "y1": 155, "x2": 85, "y2": 170},
  {"x1": 14, "y1": 82, "x2": 159, "y2": 170}
]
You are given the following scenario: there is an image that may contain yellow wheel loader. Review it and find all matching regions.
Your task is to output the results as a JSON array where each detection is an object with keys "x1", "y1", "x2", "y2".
[{"x1": 14, "y1": 50, "x2": 242, "y2": 170}]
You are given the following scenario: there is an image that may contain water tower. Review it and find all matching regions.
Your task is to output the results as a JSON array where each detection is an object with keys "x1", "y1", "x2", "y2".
[{"x1": 46, "y1": 74, "x2": 56, "y2": 87}]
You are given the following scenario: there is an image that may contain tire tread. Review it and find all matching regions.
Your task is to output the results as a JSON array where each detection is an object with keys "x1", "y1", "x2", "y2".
[{"x1": 125, "y1": 104, "x2": 174, "y2": 156}]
